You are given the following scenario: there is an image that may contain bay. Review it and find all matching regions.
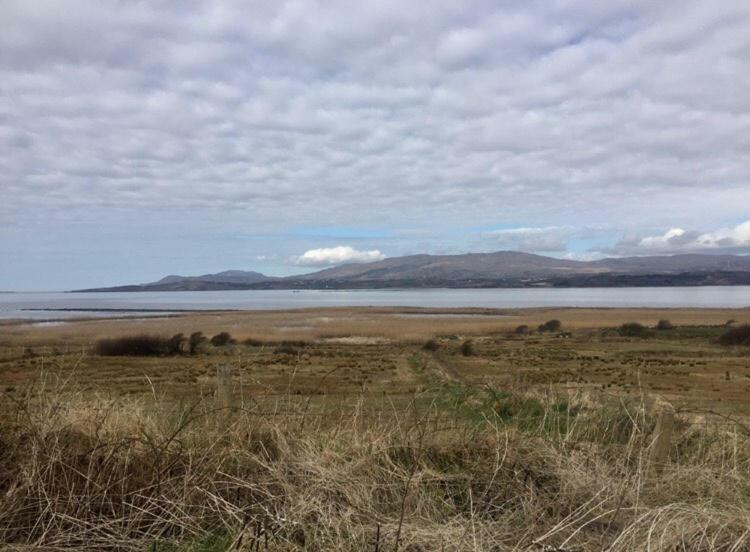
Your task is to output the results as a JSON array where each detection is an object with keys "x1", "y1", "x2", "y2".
[{"x1": 1, "y1": 287, "x2": 750, "y2": 320}]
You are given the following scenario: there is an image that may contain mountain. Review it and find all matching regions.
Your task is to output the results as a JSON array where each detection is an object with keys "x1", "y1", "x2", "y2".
[
  {"x1": 294, "y1": 251, "x2": 591, "y2": 282},
  {"x1": 79, "y1": 270, "x2": 274, "y2": 292},
  {"x1": 75, "y1": 252, "x2": 750, "y2": 291},
  {"x1": 155, "y1": 270, "x2": 270, "y2": 286}
]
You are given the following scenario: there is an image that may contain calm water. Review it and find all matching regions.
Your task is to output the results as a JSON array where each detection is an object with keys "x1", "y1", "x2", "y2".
[{"x1": 1, "y1": 287, "x2": 750, "y2": 320}]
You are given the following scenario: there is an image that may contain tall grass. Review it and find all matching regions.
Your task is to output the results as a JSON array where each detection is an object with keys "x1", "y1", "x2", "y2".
[{"x1": 2, "y1": 370, "x2": 750, "y2": 550}]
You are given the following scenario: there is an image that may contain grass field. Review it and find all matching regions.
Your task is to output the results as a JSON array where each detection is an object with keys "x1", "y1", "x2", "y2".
[{"x1": 2, "y1": 307, "x2": 750, "y2": 550}]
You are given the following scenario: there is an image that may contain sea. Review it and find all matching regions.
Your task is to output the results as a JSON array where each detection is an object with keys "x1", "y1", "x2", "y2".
[{"x1": 1, "y1": 287, "x2": 750, "y2": 320}]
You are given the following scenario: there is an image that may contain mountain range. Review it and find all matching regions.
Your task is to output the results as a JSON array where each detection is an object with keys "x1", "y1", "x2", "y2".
[{"x1": 76, "y1": 251, "x2": 750, "y2": 291}]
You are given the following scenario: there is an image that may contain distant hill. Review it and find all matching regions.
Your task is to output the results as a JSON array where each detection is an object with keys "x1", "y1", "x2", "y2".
[
  {"x1": 80, "y1": 270, "x2": 274, "y2": 292},
  {"x1": 155, "y1": 270, "x2": 270, "y2": 286},
  {"x1": 75, "y1": 251, "x2": 750, "y2": 291}
]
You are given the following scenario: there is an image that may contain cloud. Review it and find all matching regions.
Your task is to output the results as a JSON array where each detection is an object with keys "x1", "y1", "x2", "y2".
[
  {"x1": 616, "y1": 221, "x2": 750, "y2": 254},
  {"x1": 483, "y1": 227, "x2": 569, "y2": 252},
  {"x1": 562, "y1": 251, "x2": 608, "y2": 262},
  {"x1": 294, "y1": 246, "x2": 386, "y2": 266},
  {"x1": 435, "y1": 27, "x2": 488, "y2": 67},
  {"x1": 1, "y1": 0, "x2": 750, "y2": 287}
]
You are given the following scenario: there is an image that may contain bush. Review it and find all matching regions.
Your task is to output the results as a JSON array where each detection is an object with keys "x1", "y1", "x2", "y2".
[
  {"x1": 515, "y1": 325, "x2": 530, "y2": 335},
  {"x1": 538, "y1": 320, "x2": 561, "y2": 333},
  {"x1": 95, "y1": 335, "x2": 169, "y2": 357},
  {"x1": 274, "y1": 343, "x2": 299, "y2": 355},
  {"x1": 423, "y1": 339, "x2": 440, "y2": 352},
  {"x1": 718, "y1": 325, "x2": 750, "y2": 346},
  {"x1": 189, "y1": 332, "x2": 208, "y2": 354},
  {"x1": 618, "y1": 322, "x2": 651, "y2": 338},
  {"x1": 460, "y1": 339, "x2": 474, "y2": 356},
  {"x1": 656, "y1": 319, "x2": 674, "y2": 330},
  {"x1": 167, "y1": 333, "x2": 186, "y2": 355},
  {"x1": 210, "y1": 332, "x2": 235, "y2": 347}
]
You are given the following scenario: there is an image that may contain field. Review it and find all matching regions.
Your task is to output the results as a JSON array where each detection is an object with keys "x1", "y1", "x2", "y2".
[{"x1": 2, "y1": 307, "x2": 750, "y2": 550}]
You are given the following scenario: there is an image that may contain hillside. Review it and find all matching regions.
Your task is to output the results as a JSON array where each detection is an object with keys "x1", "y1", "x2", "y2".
[{"x1": 75, "y1": 251, "x2": 750, "y2": 291}]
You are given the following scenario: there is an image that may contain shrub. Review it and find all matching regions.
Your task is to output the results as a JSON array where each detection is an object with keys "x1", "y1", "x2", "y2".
[
  {"x1": 167, "y1": 333, "x2": 186, "y2": 355},
  {"x1": 515, "y1": 325, "x2": 530, "y2": 335},
  {"x1": 460, "y1": 339, "x2": 474, "y2": 356},
  {"x1": 619, "y1": 322, "x2": 651, "y2": 338},
  {"x1": 189, "y1": 332, "x2": 208, "y2": 354},
  {"x1": 210, "y1": 332, "x2": 235, "y2": 347},
  {"x1": 423, "y1": 339, "x2": 440, "y2": 352},
  {"x1": 95, "y1": 335, "x2": 169, "y2": 357},
  {"x1": 279, "y1": 340, "x2": 308, "y2": 348},
  {"x1": 718, "y1": 325, "x2": 750, "y2": 346},
  {"x1": 656, "y1": 319, "x2": 674, "y2": 330},
  {"x1": 244, "y1": 338, "x2": 264, "y2": 347},
  {"x1": 274, "y1": 343, "x2": 299, "y2": 355},
  {"x1": 538, "y1": 320, "x2": 561, "y2": 333}
]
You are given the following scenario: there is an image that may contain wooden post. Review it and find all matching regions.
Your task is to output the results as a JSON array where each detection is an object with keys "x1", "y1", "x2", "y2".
[
  {"x1": 649, "y1": 405, "x2": 675, "y2": 474},
  {"x1": 217, "y1": 364, "x2": 233, "y2": 409}
]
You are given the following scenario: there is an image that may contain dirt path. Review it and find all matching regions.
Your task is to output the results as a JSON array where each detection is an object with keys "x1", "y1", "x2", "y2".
[{"x1": 427, "y1": 351, "x2": 466, "y2": 383}]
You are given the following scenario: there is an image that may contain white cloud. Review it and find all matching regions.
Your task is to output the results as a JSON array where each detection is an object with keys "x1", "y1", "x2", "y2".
[
  {"x1": 562, "y1": 251, "x2": 607, "y2": 261},
  {"x1": 638, "y1": 228, "x2": 688, "y2": 249},
  {"x1": 295, "y1": 246, "x2": 386, "y2": 266},
  {"x1": 622, "y1": 221, "x2": 750, "y2": 254},
  {"x1": 694, "y1": 221, "x2": 750, "y2": 249}
]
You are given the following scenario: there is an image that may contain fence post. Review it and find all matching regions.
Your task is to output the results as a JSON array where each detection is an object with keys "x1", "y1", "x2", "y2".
[
  {"x1": 649, "y1": 404, "x2": 675, "y2": 474},
  {"x1": 217, "y1": 364, "x2": 233, "y2": 409}
]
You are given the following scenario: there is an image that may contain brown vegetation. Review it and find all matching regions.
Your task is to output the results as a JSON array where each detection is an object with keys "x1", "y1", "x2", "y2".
[
  {"x1": 3, "y1": 307, "x2": 750, "y2": 549},
  {"x1": 2, "y1": 371, "x2": 750, "y2": 550},
  {"x1": 718, "y1": 324, "x2": 750, "y2": 346}
]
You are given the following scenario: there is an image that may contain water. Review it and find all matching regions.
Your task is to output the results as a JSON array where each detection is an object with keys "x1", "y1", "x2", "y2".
[{"x1": 1, "y1": 287, "x2": 749, "y2": 320}]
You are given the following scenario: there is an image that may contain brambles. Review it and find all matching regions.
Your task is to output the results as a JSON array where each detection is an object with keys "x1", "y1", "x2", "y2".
[
  {"x1": 96, "y1": 332, "x2": 217, "y2": 356},
  {"x1": 538, "y1": 319, "x2": 561, "y2": 333},
  {"x1": 619, "y1": 322, "x2": 652, "y2": 338},
  {"x1": 422, "y1": 339, "x2": 440, "y2": 351},
  {"x1": 718, "y1": 325, "x2": 750, "y2": 346},
  {"x1": 272, "y1": 341, "x2": 308, "y2": 355},
  {"x1": 167, "y1": 333, "x2": 186, "y2": 355},
  {"x1": 189, "y1": 332, "x2": 208, "y2": 354},
  {"x1": 95, "y1": 335, "x2": 170, "y2": 356},
  {"x1": 210, "y1": 332, "x2": 235, "y2": 346},
  {"x1": 460, "y1": 339, "x2": 474, "y2": 356},
  {"x1": 656, "y1": 319, "x2": 674, "y2": 330}
]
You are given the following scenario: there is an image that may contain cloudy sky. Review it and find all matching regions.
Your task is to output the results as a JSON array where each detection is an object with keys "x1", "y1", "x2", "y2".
[{"x1": 2, "y1": 0, "x2": 749, "y2": 290}]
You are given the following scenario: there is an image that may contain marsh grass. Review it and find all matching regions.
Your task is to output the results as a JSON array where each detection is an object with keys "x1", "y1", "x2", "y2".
[{"x1": 3, "y1": 364, "x2": 750, "y2": 551}]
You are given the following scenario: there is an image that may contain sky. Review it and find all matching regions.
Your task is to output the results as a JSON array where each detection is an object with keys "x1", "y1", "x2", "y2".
[{"x1": 1, "y1": 0, "x2": 749, "y2": 290}]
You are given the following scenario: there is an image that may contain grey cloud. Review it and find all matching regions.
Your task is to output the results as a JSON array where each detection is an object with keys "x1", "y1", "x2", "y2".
[
  {"x1": 1, "y1": 1, "x2": 749, "y2": 254},
  {"x1": 482, "y1": 227, "x2": 571, "y2": 253}
]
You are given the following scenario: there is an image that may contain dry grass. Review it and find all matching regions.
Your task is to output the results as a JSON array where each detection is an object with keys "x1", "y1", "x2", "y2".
[
  {"x1": 3, "y1": 308, "x2": 750, "y2": 550},
  {"x1": 4, "y1": 307, "x2": 750, "y2": 347},
  {"x1": 2, "y1": 368, "x2": 750, "y2": 551}
]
